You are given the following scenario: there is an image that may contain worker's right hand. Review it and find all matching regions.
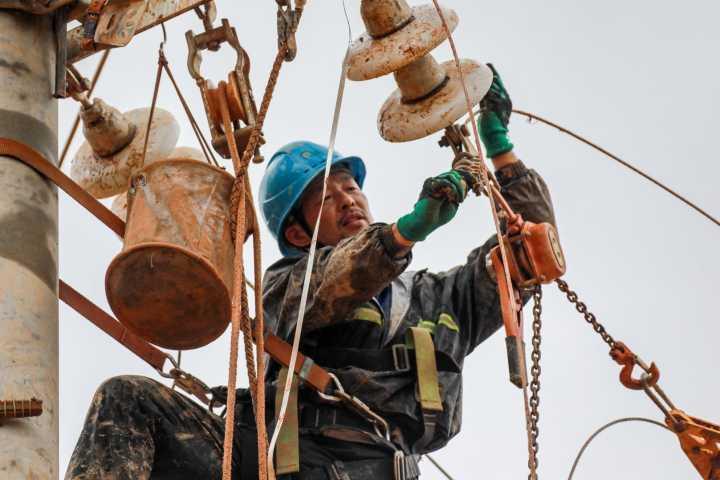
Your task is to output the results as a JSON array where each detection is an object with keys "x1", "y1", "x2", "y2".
[{"x1": 395, "y1": 170, "x2": 473, "y2": 242}]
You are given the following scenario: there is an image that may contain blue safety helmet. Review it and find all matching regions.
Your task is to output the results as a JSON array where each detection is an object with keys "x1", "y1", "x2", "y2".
[{"x1": 259, "y1": 140, "x2": 366, "y2": 257}]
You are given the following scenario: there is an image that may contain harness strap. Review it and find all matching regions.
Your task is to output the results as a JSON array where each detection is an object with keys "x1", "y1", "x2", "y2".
[
  {"x1": 274, "y1": 368, "x2": 300, "y2": 475},
  {"x1": 0, "y1": 137, "x2": 125, "y2": 237},
  {"x1": 264, "y1": 334, "x2": 333, "y2": 394},
  {"x1": 406, "y1": 327, "x2": 443, "y2": 452},
  {"x1": 309, "y1": 345, "x2": 460, "y2": 374},
  {"x1": 299, "y1": 455, "x2": 421, "y2": 480}
]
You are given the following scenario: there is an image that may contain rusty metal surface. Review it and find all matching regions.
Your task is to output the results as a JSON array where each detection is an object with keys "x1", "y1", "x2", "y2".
[
  {"x1": 106, "y1": 159, "x2": 235, "y2": 350},
  {"x1": 347, "y1": 5, "x2": 458, "y2": 81},
  {"x1": 378, "y1": 59, "x2": 492, "y2": 142},
  {"x1": 360, "y1": 0, "x2": 413, "y2": 38},
  {"x1": 668, "y1": 410, "x2": 720, "y2": 480},
  {"x1": 94, "y1": 0, "x2": 149, "y2": 47},
  {"x1": 71, "y1": 106, "x2": 179, "y2": 198},
  {"x1": 67, "y1": 0, "x2": 212, "y2": 63},
  {"x1": 0, "y1": 0, "x2": 72, "y2": 14}
]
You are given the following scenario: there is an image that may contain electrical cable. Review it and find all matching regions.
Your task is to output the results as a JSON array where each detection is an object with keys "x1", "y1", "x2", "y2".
[
  {"x1": 424, "y1": 454, "x2": 456, "y2": 480},
  {"x1": 567, "y1": 416, "x2": 671, "y2": 479},
  {"x1": 463, "y1": 107, "x2": 719, "y2": 228},
  {"x1": 267, "y1": 0, "x2": 353, "y2": 473}
]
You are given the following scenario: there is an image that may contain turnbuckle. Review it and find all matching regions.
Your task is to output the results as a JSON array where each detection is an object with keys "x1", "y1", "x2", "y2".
[{"x1": 186, "y1": 19, "x2": 263, "y2": 160}]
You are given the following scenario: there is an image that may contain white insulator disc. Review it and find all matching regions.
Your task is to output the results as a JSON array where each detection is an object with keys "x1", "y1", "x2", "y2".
[
  {"x1": 347, "y1": 5, "x2": 458, "y2": 81},
  {"x1": 71, "y1": 108, "x2": 180, "y2": 199},
  {"x1": 378, "y1": 60, "x2": 493, "y2": 142}
]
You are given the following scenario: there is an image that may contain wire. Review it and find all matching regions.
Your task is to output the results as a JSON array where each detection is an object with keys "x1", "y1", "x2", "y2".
[
  {"x1": 268, "y1": 2, "x2": 353, "y2": 471},
  {"x1": 424, "y1": 454, "x2": 456, "y2": 480},
  {"x1": 567, "y1": 416, "x2": 671, "y2": 479},
  {"x1": 464, "y1": 107, "x2": 719, "y2": 227}
]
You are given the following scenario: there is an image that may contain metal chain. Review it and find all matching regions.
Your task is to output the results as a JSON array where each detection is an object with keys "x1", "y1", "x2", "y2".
[
  {"x1": 555, "y1": 279, "x2": 615, "y2": 348},
  {"x1": 527, "y1": 286, "x2": 543, "y2": 478}
]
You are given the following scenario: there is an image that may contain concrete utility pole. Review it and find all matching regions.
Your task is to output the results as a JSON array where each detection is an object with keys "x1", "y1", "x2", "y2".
[{"x1": 0, "y1": 10, "x2": 59, "y2": 480}]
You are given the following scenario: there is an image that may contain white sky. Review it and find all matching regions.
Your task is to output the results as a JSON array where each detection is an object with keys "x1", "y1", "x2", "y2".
[{"x1": 59, "y1": 1, "x2": 719, "y2": 478}]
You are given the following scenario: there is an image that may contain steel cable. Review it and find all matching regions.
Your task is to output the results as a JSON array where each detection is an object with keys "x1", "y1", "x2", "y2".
[
  {"x1": 463, "y1": 107, "x2": 719, "y2": 228},
  {"x1": 567, "y1": 417, "x2": 671, "y2": 479}
]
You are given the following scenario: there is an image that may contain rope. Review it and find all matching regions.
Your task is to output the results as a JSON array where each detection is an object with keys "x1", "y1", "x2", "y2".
[
  {"x1": 218, "y1": 87, "x2": 269, "y2": 480},
  {"x1": 229, "y1": 6, "x2": 306, "y2": 236},
  {"x1": 160, "y1": 53, "x2": 219, "y2": 167},
  {"x1": 463, "y1": 107, "x2": 719, "y2": 228},
  {"x1": 140, "y1": 48, "x2": 165, "y2": 167},
  {"x1": 268, "y1": 1, "x2": 352, "y2": 472},
  {"x1": 567, "y1": 417, "x2": 671, "y2": 479},
  {"x1": 429, "y1": 2, "x2": 538, "y2": 478},
  {"x1": 58, "y1": 49, "x2": 110, "y2": 169}
]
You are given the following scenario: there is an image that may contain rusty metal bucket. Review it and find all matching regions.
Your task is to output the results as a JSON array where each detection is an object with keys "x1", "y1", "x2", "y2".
[{"x1": 105, "y1": 158, "x2": 236, "y2": 350}]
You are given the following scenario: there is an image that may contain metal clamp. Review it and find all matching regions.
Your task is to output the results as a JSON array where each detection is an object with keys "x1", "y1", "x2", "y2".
[{"x1": 276, "y1": 0, "x2": 298, "y2": 61}]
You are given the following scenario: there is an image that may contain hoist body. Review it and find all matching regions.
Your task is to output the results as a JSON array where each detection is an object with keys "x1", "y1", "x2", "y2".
[{"x1": 500, "y1": 221, "x2": 566, "y2": 288}]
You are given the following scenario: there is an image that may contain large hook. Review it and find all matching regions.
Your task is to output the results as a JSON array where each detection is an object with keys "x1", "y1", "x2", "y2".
[{"x1": 610, "y1": 341, "x2": 660, "y2": 390}]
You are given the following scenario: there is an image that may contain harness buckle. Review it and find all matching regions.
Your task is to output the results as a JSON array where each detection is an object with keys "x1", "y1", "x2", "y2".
[{"x1": 392, "y1": 344, "x2": 411, "y2": 372}]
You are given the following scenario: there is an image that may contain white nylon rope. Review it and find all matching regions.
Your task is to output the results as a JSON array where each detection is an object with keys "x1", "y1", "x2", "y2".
[{"x1": 267, "y1": 1, "x2": 353, "y2": 472}]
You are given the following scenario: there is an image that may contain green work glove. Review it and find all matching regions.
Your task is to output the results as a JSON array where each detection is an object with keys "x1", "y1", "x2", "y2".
[
  {"x1": 478, "y1": 63, "x2": 514, "y2": 158},
  {"x1": 396, "y1": 170, "x2": 472, "y2": 242}
]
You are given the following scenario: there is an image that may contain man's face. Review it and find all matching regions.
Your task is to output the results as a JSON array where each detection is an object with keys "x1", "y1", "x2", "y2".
[{"x1": 284, "y1": 169, "x2": 373, "y2": 249}]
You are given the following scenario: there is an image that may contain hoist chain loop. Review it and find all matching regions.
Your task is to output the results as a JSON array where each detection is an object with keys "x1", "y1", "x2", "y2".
[
  {"x1": 527, "y1": 286, "x2": 543, "y2": 478},
  {"x1": 555, "y1": 279, "x2": 615, "y2": 348}
]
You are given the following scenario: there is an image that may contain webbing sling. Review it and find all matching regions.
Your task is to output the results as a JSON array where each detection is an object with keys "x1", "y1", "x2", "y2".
[
  {"x1": 2, "y1": 137, "x2": 334, "y2": 394},
  {"x1": 406, "y1": 327, "x2": 443, "y2": 452},
  {"x1": 274, "y1": 368, "x2": 300, "y2": 474}
]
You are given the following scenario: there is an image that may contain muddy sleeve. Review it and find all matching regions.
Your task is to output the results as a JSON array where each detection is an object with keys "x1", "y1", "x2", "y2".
[
  {"x1": 411, "y1": 161, "x2": 557, "y2": 355},
  {"x1": 263, "y1": 223, "x2": 411, "y2": 338}
]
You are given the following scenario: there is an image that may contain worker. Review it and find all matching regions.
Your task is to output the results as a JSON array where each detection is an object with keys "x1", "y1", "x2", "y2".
[{"x1": 65, "y1": 65, "x2": 556, "y2": 479}]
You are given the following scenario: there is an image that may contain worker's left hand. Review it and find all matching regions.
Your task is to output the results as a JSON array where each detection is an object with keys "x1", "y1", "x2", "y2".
[{"x1": 396, "y1": 170, "x2": 474, "y2": 242}]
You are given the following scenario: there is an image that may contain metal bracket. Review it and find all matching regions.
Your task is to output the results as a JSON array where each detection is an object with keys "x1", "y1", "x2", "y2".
[
  {"x1": 186, "y1": 19, "x2": 263, "y2": 160},
  {"x1": 67, "y1": 0, "x2": 213, "y2": 63}
]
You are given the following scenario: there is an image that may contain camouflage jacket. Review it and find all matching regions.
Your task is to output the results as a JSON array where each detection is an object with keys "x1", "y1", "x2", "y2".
[{"x1": 262, "y1": 161, "x2": 556, "y2": 453}]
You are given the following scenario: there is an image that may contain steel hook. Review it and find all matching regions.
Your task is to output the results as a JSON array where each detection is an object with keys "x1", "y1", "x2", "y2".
[{"x1": 610, "y1": 341, "x2": 660, "y2": 390}]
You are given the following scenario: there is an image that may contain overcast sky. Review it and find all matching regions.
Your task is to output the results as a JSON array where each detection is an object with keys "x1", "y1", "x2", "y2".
[{"x1": 58, "y1": 1, "x2": 719, "y2": 478}]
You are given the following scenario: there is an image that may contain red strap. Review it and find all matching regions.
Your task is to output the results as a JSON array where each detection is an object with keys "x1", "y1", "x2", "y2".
[
  {"x1": 0, "y1": 136, "x2": 334, "y2": 394},
  {"x1": 0, "y1": 137, "x2": 125, "y2": 237},
  {"x1": 490, "y1": 247, "x2": 521, "y2": 337},
  {"x1": 59, "y1": 280, "x2": 168, "y2": 372}
]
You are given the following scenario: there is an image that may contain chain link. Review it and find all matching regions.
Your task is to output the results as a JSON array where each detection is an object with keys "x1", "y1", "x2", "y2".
[
  {"x1": 555, "y1": 279, "x2": 615, "y2": 348},
  {"x1": 527, "y1": 286, "x2": 543, "y2": 479}
]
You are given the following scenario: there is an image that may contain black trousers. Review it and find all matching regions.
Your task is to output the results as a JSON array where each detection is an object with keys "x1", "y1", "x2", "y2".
[{"x1": 65, "y1": 375, "x2": 395, "y2": 480}]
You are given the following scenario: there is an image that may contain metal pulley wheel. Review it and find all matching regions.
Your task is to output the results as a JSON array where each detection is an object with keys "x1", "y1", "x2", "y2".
[
  {"x1": 347, "y1": 2, "x2": 459, "y2": 81},
  {"x1": 71, "y1": 98, "x2": 180, "y2": 198}
]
